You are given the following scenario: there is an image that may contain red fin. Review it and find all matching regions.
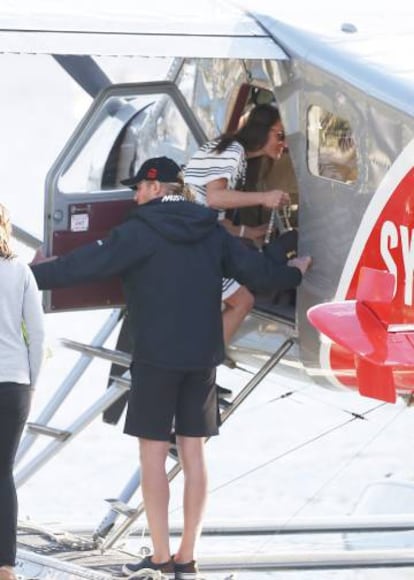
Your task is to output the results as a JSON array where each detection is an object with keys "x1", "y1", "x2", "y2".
[
  {"x1": 357, "y1": 267, "x2": 395, "y2": 325},
  {"x1": 355, "y1": 357, "x2": 396, "y2": 403}
]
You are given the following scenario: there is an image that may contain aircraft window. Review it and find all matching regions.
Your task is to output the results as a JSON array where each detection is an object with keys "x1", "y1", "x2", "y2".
[
  {"x1": 177, "y1": 59, "x2": 246, "y2": 138},
  {"x1": 59, "y1": 93, "x2": 198, "y2": 194},
  {"x1": 307, "y1": 106, "x2": 358, "y2": 184},
  {"x1": 177, "y1": 58, "x2": 276, "y2": 140}
]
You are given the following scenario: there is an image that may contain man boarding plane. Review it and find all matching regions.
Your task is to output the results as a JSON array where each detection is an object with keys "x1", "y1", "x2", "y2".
[{"x1": 4, "y1": 0, "x2": 414, "y2": 577}]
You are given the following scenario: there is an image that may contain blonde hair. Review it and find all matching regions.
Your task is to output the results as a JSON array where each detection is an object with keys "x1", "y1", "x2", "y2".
[
  {"x1": 162, "y1": 172, "x2": 195, "y2": 201},
  {"x1": 165, "y1": 182, "x2": 195, "y2": 202},
  {"x1": 174, "y1": 171, "x2": 195, "y2": 201},
  {"x1": 0, "y1": 203, "x2": 14, "y2": 259}
]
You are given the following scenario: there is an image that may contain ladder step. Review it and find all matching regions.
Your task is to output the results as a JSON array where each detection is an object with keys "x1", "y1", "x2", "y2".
[
  {"x1": 217, "y1": 385, "x2": 233, "y2": 398},
  {"x1": 26, "y1": 423, "x2": 72, "y2": 440},
  {"x1": 222, "y1": 355, "x2": 237, "y2": 369},
  {"x1": 105, "y1": 499, "x2": 137, "y2": 518},
  {"x1": 169, "y1": 444, "x2": 178, "y2": 460},
  {"x1": 109, "y1": 375, "x2": 131, "y2": 389},
  {"x1": 218, "y1": 397, "x2": 232, "y2": 409},
  {"x1": 168, "y1": 433, "x2": 178, "y2": 460},
  {"x1": 61, "y1": 338, "x2": 132, "y2": 367}
]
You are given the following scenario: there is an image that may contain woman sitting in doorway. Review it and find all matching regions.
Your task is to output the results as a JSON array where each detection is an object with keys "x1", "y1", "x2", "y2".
[{"x1": 184, "y1": 103, "x2": 290, "y2": 343}]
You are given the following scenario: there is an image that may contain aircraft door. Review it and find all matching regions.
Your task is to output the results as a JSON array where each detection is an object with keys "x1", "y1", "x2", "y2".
[{"x1": 43, "y1": 82, "x2": 206, "y2": 312}]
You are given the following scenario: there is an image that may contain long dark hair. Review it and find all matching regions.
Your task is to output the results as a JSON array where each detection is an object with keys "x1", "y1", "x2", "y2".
[
  {"x1": 0, "y1": 203, "x2": 14, "y2": 259},
  {"x1": 214, "y1": 104, "x2": 281, "y2": 154}
]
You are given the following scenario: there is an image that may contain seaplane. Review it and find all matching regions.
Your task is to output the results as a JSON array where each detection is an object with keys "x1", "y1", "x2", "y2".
[{"x1": 4, "y1": 0, "x2": 414, "y2": 577}]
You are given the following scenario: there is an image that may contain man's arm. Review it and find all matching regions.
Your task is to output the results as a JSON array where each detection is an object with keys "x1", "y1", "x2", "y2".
[
  {"x1": 221, "y1": 228, "x2": 310, "y2": 293},
  {"x1": 31, "y1": 223, "x2": 154, "y2": 289}
]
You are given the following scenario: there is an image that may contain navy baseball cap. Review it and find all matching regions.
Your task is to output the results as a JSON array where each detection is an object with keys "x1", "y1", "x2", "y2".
[{"x1": 121, "y1": 156, "x2": 181, "y2": 189}]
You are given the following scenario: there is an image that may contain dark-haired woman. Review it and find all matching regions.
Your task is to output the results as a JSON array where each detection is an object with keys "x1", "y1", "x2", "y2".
[
  {"x1": 0, "y1": 204, "x2": 45, "y2": 580},
  {"x1": 184, "y1": 104, "x2": 289, "y2": 343}
]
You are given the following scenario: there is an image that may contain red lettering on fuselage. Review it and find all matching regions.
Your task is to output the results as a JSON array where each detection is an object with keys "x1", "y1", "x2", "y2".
[
  {"x1": 323, "y1": 153, "x2": 414, "y2": 394},
  {"x1": 380, "y1": 220, "x2": 414, "y2": 306}
]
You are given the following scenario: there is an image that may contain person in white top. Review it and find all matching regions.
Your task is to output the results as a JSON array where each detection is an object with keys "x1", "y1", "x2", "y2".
[
  {"x1": 0, "y1": 204, "x2": 45, "y2": 580},
  {"x1": 184, "y1": 104, "x2": 290, "y2": 343}
]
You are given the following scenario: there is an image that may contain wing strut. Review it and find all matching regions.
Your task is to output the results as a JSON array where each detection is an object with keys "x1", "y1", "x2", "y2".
[{"x1": 53, "y1": 55, "x2": 112, "y2": 97}]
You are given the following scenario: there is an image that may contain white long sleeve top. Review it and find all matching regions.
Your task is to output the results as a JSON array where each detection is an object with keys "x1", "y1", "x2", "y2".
[{"x1": 0, "y1": 256, "x2": 45, "y2": 386}]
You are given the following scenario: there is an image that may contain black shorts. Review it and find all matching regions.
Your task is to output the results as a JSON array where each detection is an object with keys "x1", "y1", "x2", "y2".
[{"x1": 124, "y1": 362, "x2": 219, "y2": 441}]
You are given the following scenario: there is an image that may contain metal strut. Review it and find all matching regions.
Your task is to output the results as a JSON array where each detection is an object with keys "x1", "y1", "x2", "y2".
[
  {"x1": 100, "y1": 338, "x2": 295, "y2": 550},
  {"x1": 15, "y1": 311, "x2": 131, "y2": 485}
]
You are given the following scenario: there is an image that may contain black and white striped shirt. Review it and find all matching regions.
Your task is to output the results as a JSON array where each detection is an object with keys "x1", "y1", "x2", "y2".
[{"x1": 184, "y1": 139, "x2": 246, "y2": 218}]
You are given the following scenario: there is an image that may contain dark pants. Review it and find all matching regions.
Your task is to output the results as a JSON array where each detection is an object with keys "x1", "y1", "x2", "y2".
[{"x1": 0, "y1": 383, "x2": 31, "y2": 567}]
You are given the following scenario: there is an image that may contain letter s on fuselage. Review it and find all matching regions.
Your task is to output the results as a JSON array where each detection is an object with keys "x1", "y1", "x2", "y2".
[{"x1": 380, "y1": 220, "x2": 414, "y2": 305}]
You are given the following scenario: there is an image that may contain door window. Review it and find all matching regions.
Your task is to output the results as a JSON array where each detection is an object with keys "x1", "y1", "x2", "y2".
[{"x1": 58, "y1": 91, "x2": 199, "y2": 194}]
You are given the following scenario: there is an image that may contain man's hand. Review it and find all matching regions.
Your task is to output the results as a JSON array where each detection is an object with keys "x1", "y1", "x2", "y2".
[
  {"x1": 287, "y1": 256, "x2": 312, "y2": 275},
  {"x1": 31, "y1": 246, "x2": 57, "y2": 265}
]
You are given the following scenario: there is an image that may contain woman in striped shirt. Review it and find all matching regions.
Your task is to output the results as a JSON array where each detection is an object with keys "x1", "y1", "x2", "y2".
[{"x1": 184, "y1": 104, "x2": 290, "y2": 344}]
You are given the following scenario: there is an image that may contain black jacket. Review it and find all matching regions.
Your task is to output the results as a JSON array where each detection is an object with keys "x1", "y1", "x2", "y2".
[{"x1": 31, "y1": 197, "x2": 302, "y2": 370}]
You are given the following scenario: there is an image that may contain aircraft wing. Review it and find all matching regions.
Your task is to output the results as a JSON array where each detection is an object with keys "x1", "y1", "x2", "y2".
[{"x1": 0, "y1": 1, "x2": 288, "y2": 59}]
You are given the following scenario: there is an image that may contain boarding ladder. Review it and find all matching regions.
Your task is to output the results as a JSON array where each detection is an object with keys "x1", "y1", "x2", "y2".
[{"x1": 14, "y1": 302, "x2": 295, "y2": 550}]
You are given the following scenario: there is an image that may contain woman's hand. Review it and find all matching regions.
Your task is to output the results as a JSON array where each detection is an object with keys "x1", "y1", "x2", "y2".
[{"x1": 261, "y1": 190, "x2": 290, "y2": 209}]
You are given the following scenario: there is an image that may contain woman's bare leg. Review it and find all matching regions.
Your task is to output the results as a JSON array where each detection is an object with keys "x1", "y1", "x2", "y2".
[{"x1": 222, "y1": 286, "x2": 254, "y2": 344}]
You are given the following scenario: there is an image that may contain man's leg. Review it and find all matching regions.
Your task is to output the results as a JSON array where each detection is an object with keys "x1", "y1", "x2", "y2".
[
  {"x1": 222, "y1": 285, "x2": 254, "y2": 344},
  {"x1": 0, "y1": 567, "x2": 16, "y2": 580},
  {"x1": 174, "y1": 435, "x2": 207, "y2": 564},
  {"x1": 139, "y1": 437, "x2": 171, "y2": 563}
]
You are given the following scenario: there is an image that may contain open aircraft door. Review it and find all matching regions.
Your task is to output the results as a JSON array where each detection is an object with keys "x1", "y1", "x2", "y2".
[{"x1": 43, "y1": 81, "x2": 207, "y2": 312}]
